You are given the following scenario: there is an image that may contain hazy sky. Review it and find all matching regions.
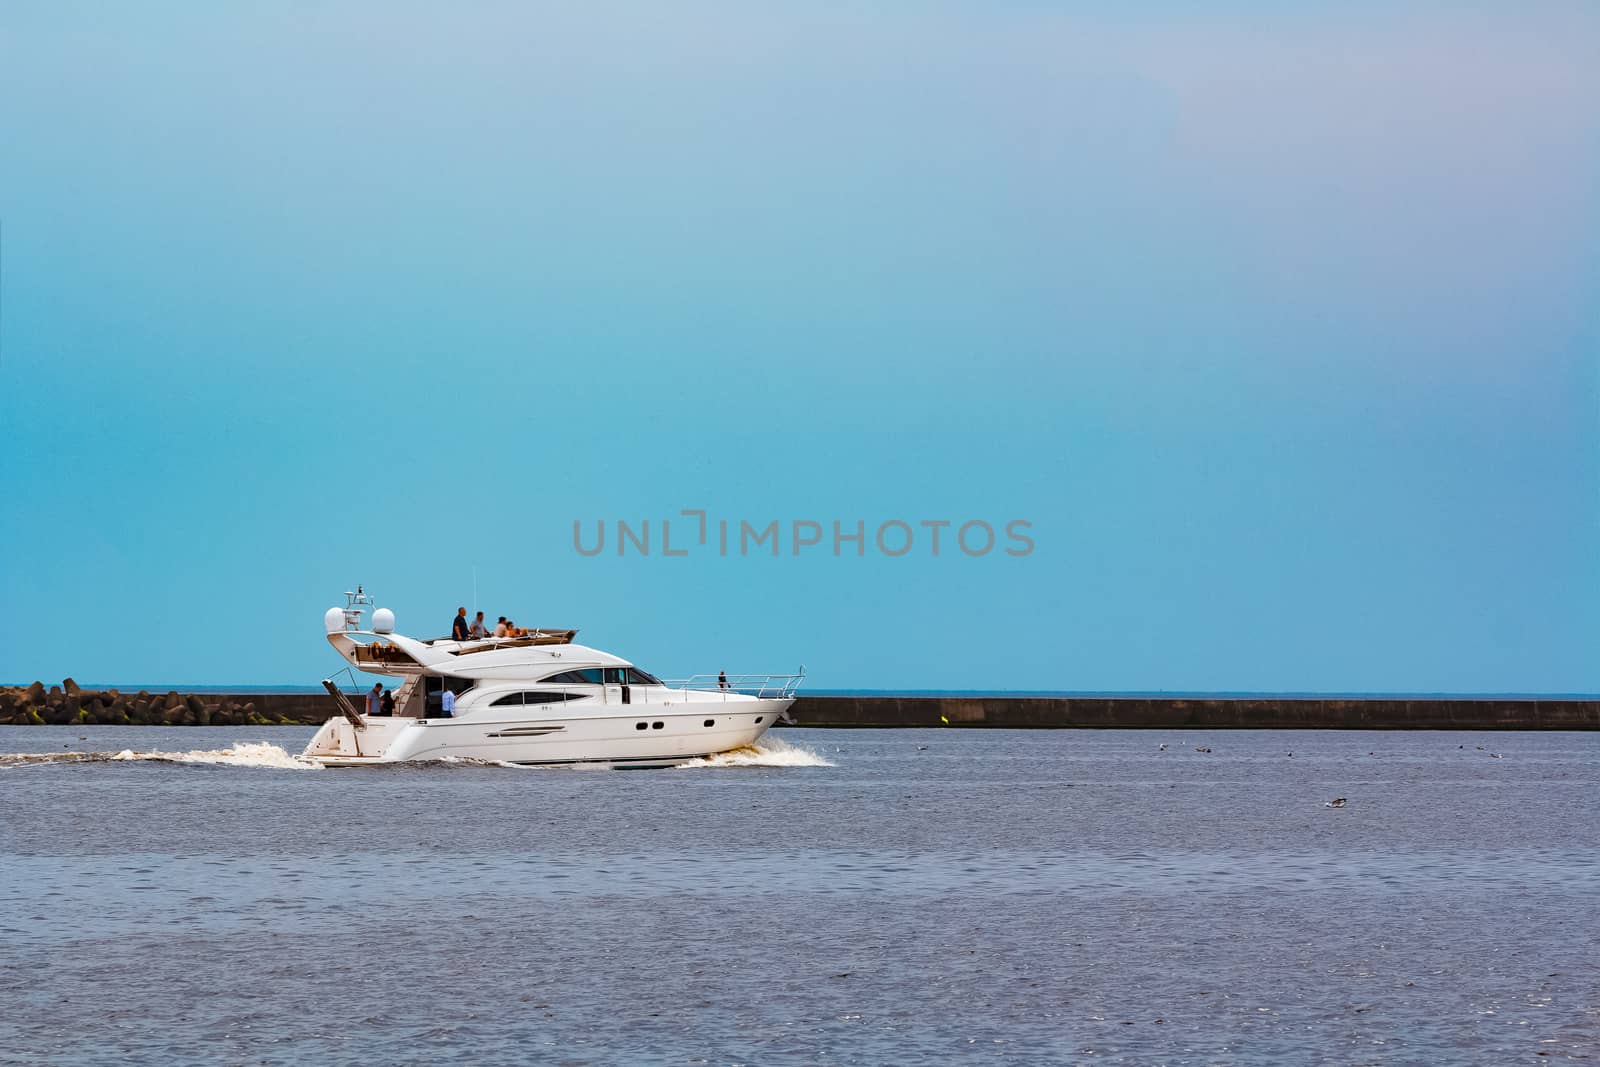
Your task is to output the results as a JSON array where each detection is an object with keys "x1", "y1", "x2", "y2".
[{"x1": 2, "y1": 3, "x2": 1596, "y2": 692}]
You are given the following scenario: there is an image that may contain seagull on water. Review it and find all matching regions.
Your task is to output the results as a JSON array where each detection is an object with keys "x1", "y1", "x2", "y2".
[{"x1": 1326, "y1": 797, "x2": 1348, "y2": 808}]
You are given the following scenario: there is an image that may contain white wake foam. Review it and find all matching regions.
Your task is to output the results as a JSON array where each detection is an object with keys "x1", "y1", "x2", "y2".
[
  {"x1": 675, "y1": 735, "x2": 834, "y2": 769},
  {"x1": 1, "y1": 742, "x2": 317, "y2": 770},
  {"x1": 435, "y1": 755, "x2": 532, "y2": 770},
  {"x1": 115, "y1": 741, "x2": 317, "y2": 769},
  {"x1": 2, "y1": 738, "x2": 831, "y2": 772},
  {"x1": 105, "y1": 741, "x2": 319, "y2": 770}
]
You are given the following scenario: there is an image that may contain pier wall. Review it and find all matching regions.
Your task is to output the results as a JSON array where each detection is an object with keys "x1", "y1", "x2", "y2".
[
  {"x1": 786, "y1": 695, "x2": 1600, "y2": 730},
  {"x1": 0, "y1": 683, "x2": 339, "y2": 727},
  {"x1": 2, "y1": 683, "x2": 1596, "y2": 729}
]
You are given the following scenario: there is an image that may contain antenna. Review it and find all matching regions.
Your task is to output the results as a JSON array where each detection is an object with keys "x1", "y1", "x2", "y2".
[
  {"x1": 472, "y1": 566, "x2": 478, "y2": 615},
  {"x1": 340, "y1": 585, "x2": 374, "y2": 630}
]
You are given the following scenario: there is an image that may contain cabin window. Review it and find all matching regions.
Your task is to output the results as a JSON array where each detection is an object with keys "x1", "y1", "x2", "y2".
[
  {"x1": 626, "y1": 668, "x2": 662, "y2": 686},
  {"x1": 603, "y1": 667, "x2": 627, "y2": 685},
  {"x1": 540, "y1": 668, "x2": 604, "y2": 685},
  {"x1": 490, "y1": 691, "x2": 586, "y2": 707}
]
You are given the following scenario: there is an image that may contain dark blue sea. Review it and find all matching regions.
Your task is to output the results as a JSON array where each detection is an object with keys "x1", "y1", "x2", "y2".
[{"x1": 2, "y1": 726, "x2": 1596, "y2": 1064}]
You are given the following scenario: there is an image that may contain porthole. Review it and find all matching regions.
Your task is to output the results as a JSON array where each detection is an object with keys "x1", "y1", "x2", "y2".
[
  {"x1": 754, "y1": 716, "x2": 763, "y2": 724},
  {"x1": 703, "y1": 719, "x2": 715, "y2": 728},
  {"x1": 651, "y1": 721, "x2": 664, "y2": 730},
  {"x1": 635, "y1": 722, "x2": 648, "y2": 731}
]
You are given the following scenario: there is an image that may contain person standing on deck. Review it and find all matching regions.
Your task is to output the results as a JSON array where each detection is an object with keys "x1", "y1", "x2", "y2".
[
  {"x1": 451, "y1": 607, "x2": 470, "y2": 642},
  {"x1": 379, "y1": 688, "x2": 395, "y2": 716},
  {"x1": 366, "y1": 683, "x2": 382, "y2": 717},
  {"x1": 469, "y1": 611, "x2": 488, "y2": 639},
  {"x1": 441, "y1": 687, "x2": 456, "y2": 718}
]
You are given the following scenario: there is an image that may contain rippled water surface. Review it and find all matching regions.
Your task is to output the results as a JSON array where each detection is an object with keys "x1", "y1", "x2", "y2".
[{"x1": 2, "y1": 726, "x2": 1597, "y2": 1065}]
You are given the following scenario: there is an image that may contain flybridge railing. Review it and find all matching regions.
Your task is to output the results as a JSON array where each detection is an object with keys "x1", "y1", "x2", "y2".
[
  {"x1": 442, "y1": 630, "x2": 579, "y2": 654},
  {"x1": 663, "y1": 668, "x2": 806, "y2": 700}
]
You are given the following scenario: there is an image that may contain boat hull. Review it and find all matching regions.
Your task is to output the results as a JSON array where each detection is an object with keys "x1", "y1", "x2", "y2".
[{"x1": 300, "y1": 698, "x2": 793, "y2": 768}]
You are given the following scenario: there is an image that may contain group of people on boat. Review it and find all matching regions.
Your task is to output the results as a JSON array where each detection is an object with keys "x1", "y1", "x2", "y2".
[
  {"x1": 366, "y1": 683, "x2": 396, "y2": 717},
  {"x1": 364, "y1": 681, "x2": 456, "y2": 718},
  {"x1": 450, "y1": 607, "x2": 535, "y2": 641}
]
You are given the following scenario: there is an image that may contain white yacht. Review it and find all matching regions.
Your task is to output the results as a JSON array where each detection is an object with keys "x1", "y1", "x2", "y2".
[{"x1": 301, "y1": 590, "x2": 802, "y2": 768}]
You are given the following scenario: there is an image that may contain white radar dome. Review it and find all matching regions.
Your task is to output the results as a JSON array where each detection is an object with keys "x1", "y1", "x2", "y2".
[
  {"x1": 371, "y1": 608, "x2": 396, "y2": 634},
  {"x1": 323, "y1": 607, "x2": 345, "y2": 634}
]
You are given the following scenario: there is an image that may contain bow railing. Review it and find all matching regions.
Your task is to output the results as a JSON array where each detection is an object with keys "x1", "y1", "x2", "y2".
[{"x1": 664, "y1": 668, "x2": 806, "y2": 700}]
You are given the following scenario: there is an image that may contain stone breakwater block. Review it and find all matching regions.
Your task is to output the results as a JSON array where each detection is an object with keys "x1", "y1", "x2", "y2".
[{"x1": 26, "y1": 681, "x2": 46, "y2": 703}]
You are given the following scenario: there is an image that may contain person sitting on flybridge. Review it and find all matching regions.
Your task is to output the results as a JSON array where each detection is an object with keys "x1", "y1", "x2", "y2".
[{"x1": 469, "y1": 611, "x2": 488, "y2": 639}]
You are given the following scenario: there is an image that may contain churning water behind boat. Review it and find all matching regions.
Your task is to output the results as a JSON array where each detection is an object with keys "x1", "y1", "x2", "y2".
[{"x1": 0, "y1": 732, "x2": 831, "y2": 771}]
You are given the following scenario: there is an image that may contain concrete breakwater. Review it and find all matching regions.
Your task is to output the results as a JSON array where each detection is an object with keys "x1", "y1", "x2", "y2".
[
  {"x1": 3, "y1": 681, "x2": 1597, "y2": 730},
  {"x1": 0, "y1": 681, "x2": 305, "y2": 727},
  {"x1": 793, "y1": 695, "x2": 1600, "y2": 730}
]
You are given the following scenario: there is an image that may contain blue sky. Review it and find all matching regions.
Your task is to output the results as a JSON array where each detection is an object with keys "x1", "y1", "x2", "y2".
[{"x1": 1, "y1": 3, "x2": 1596, "y2": 692}]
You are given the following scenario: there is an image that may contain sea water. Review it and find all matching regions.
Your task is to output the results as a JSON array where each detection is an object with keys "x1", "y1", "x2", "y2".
[{"x1": 1, "y1": 726, "x2": 1596, "y2": 1064}]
